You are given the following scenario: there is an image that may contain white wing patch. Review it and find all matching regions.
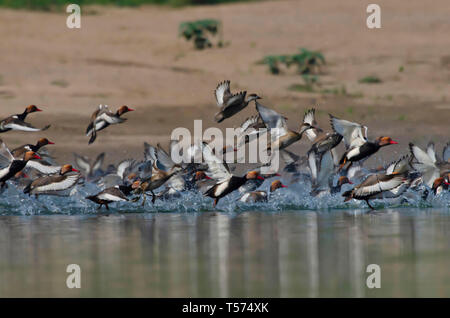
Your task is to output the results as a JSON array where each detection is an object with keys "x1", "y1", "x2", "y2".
[
  {"x1": 34, "y1": 174, "x2": 79, "y2": 193},
  {"x1": 26, "y1": 160, "x2": 61, "y2": 174},
  {"x1": 215, "y1": 81, "x2": 230, "y2": 107},
  {"x1": 98, "y1": 192, "x2": 127, "y2": 202}
]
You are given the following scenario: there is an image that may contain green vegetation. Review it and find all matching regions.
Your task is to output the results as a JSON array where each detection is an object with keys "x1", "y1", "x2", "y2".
[
  {"x1": 0, "y1": 0, "x2": 253, "y2": 10},
  {"x1": 179, "y1": 19, "x2": 223, "y2": 50},
  {"x1": 358, "y1": 75, "x2": 382, "y2": 84},
  {"x1": 261, "y1": 48, "x2": 325, "y2": 76}
]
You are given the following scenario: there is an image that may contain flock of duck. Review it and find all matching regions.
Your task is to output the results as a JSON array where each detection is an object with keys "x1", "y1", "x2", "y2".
[{"x1": 0, "y1": 80, "x2": 449, "y2": 212}]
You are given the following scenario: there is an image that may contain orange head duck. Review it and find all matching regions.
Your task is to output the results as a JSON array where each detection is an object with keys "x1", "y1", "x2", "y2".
[
  {"x1": 116, "y1": 105, "x2": 134, "y2": 116},
  {"x1": 24, "y1": 151, "x2": 41, "y2": 161},
  {"x1": 60, "y1": 164, "x2": 79, "y2": 175},
  {"x1": 376, "y1": 137, "x2": 398, "y2": 147},
  {"x1": 270, "y1": 180, "x2": 287, "y2": 192},
  {"x1": 245, "y1": 171, "x2": 265, "y2": 181}
]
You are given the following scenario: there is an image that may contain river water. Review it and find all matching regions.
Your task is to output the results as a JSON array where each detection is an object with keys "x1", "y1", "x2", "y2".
[{"x1": 1, "y1": 208, "x2": 450, "y2": 297}]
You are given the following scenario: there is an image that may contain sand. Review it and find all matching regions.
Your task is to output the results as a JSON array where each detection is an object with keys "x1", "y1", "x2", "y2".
[{"x1": 0, "y1": 0, "x2": 449, "y2": 166}]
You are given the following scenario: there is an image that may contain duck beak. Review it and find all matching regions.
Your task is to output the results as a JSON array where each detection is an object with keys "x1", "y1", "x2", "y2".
[
  {"x1": 128, "y1": 108, "x2": 135, "y2": 112},
  {"x1": 205, "y1": 175, "x2": 212, "y2": 180},
  {"x1": 33, "y1": 154, "x2": 41, "y2": 160},
  {"x1": 390, "y1": 140, "x2": 398, "y2": 144},
  {"x1": 275, "y1": 173, "x2": 281, "y2": 177},
  {"x1": 445, "y1": 181, "x2": 450, "y2": 186},
  {"x1": 35, "y1": 108, "x2": 42, "y2": 112},
  {"x1": 48, "y1": 141, "x2": 55, "y2": 145},
  {"x1": 281, "y1": 184, "x2": 287, "y2": 188},
  {"x1": 72, "y1": 168, "x2": 79, "y2": 172},
  {"x1": 348, "y1": 180, "x2": 353, "y2": 184},
  {"x1": 257, "y1": 176, "x2": 265, "y2": 180}
]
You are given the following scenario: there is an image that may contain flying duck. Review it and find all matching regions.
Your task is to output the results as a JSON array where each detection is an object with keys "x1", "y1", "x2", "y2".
[
  {"x1": 11, "y1": 138, "x2": 55, "y2": 159},
  {"x1": 255, "y1": 101, "x2": 313, "y2": 153},
  {"x1": 0, "y1": 105, "x2": 50, "y2": 133},
  {"x1": 330, "y1": 115, "x2": 398, "y2": 171},
  {"x1": 304, "y1": 109, "x2": 342, "y2": 163},
  {"x1": 409, "y1": 142, "x2": 450, "y2": 188},
  {"x1": 0, "y1": 141, "x2": 41, "y2": 188},
  {"x1": 342, "y1": 172, "x2": 410, "y2": 210},
  {"x1": 239, "y1": 180, "x2": 287, "y2": 203},
  {"x1": 86, "y1": 185, "x2": 129, "y2": 210},
  {"x1": 214, "y1": 80, "x2": 261, "y2": 123},
  {"x1": 24, "y1": 164, "x2": 80, "y2": 197},
  {"x1": 201, "y1": 143, "x2": 264, "y2": 207},
  {"x1": 73, "y1": 152, "x2": 105, "y2": 180},
  {"x1": 86, "y1": 104, "x2": 134, "y2": 144}
]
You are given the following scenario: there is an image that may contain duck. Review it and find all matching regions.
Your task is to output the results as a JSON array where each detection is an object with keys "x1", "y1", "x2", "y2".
[
  {"x1": 303, "y1": 109, "x2": 342, "y2": 162},
  {"x1": 214, "y1": 80, "x2": 261, "y2": 123},
  {"x1": 11, "y1": 137, "x2": 55, "y2": 159},
  {"x1": 309, "y1": 150, "x2": 342, "y2": 196},
  {"x1": 186, "y1": 170, "x2": 214, "y2": 192},
  {"x1": 86, "y1": 185, "x2": 129, "y2": 210},
  {"x1": 409, "y1": 142, "x2": 450, "y2": 188},
  {"x1": 330, "y1": 114, "x2": 398, "y2": 171},
  {"x1": 0, "y1": 141, "x2": 41, "y2": 188},
  {"x1": 255, "y1": 101, "x2": 313, "y2": 153},
  {"x1": 342, "y1": 172, "x2": 410, "y2": 210},
  {"x1": 0, "y1": 105, "x2": 50, "y2": 133},
  {"x1": 131, "y1": 165, "x2": 179, "y2": 205},
  {"x1": 86, "y1": 104, "x2": 134, "y2": 144},
  {"x1": 239, "y1": 180, "x2": 287, "y2": 203},
  {"x1": 23, "y1": 164, "x2": 80, "y2": 197},
  {"x1": 432, "y1": 173, "x2": 450, "y2": 195},
  {"x1": 201, "y1": 143, "x2": 264, "y2": 207}
]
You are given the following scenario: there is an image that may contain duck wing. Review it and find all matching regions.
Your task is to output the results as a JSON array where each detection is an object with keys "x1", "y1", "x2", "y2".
[
  {"x1": 426, "y1": 142, "x2": 437, "y2": 163},
  {"x1": 202, "y1": 142, "x2": 232, "y2": 183},
  {"x1": 303, "y1": 108, "x2": 323, "y2": 142},
  {"x1": 30, "y1": 173, "x2": 80, "y2": 193},
  {"x1": 26, "y1": 160, "x2": 61, "y2": 175},
  {"x1": 354, "y1": 173, "x2": 406, "y2": 197},
  {"x1": 329, "y1": 114, "x2": 367, "y2": 149},
  {"x1": 442, "y1": 142, "x2": 450, "y2": 162},
  {"x1": 73, "y1": 153, "x2": 91, "y2": 175},
  {"x1": 92, "y1": 153, "x2": 105, "y2": 172},
  {"x1": 0, "y1": 140, "x2": 15, "y2": 166},
  {"x1": 255, "y1": 101, "x2": 288, "y2": 139},
  {"x1": 409, "y1": 143, "x2": 439, "y2": 187},
  {"x1": 215, "y1": 80, "x2": 232, "y2": 107}
]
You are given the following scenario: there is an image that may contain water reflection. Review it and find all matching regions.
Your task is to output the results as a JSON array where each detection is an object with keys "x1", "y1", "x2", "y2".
[{"x1": 1, "y1": 208, "x2": 450, "y2": 297}]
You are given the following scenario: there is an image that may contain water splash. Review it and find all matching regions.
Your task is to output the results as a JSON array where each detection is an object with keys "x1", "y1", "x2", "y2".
[{"x1": 0, "y1": 178, "x2": 448, "y2": 215}]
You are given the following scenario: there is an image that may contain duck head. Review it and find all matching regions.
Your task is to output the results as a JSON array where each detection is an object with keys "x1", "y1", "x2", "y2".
[
  {"x1": 247, "y1": 94, "x2": 262, "y2": 102},
  {"x1": 194, "y1": 171, "x2": 211, "y2": 181},
  {"x1": 245, "y1": 170, "x2": 264, "y2": 180},
  {"x1": 24, "y1": 151, "x2": 41, "y2": 161},
  {"x1": 338, "y1": 176, "x2": 353, "y2": 186},
  {"x1": 376, "y1": 136, "x2": 398, "y2": 147},
  {"x1": 61, "y1": 164, "x2": 79, "y2": 175},
  {"x1": 37, "y1": 137, "x2": 55, "y2": 147},
  {"x1": 25, "y1": 105, "x2": 42, "y2": 113},
  {"x1": 270, "y1": 180, "x2": 287, "y2": 192},
  {"x1": 117, "y1": 105, "x2": 135, "y2": 116}
]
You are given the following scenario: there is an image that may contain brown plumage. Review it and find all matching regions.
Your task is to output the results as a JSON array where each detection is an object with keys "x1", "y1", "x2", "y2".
[
  {"x1": 11, "y1": 137, "x2": 54, "y2": 158},
  {"x1": 24, "y1": 164, "x2": 80, "y2": 196}
]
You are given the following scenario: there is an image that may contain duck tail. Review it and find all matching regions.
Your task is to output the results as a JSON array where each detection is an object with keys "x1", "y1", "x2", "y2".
[
  {"x1": 214, "y1": 112, "x2": 225, "y2": 123},
  {"x1": 342, "y1": 190, "x2": 353, "y2": 201},
  {"x1": 23, "y1": 184, "x2": 31, "y2": 194}
]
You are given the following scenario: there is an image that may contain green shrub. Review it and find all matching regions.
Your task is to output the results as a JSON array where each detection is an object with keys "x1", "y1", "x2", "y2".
[
  {"x1": 179, "y1": 19, "x2": 222, "y2": 49},
  {"x1": 358, "y1": 76, "x2": 382, "y2": 84}
]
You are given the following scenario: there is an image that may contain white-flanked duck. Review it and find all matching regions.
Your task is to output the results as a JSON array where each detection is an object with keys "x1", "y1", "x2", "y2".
[
  {"x1": 11, "y1": 137, "x2": 55, "y2": 159},
  {"x1": 0, "y1": 141, "x2": 40, "y2": 188},
  {"x1": 86, "y1": 185, "x2": 129, "y2": 210},
  {"x1": 214, "y1": 80, "x2": 261, "y2": 123},
  {"x1": 255, "y1": 101, "x2": 313, "y2": 153},
  {"x1": 0, "y1": 105, "x2": 50, "y2": 133},
  {"x1": 202, "y1": 143, "x2": 264, "y2": 207},
  {"x1": 342, "y1": 172, "x2": 410, "y2": 210},
  {"x1": 409, "y1": 142, "x2": 450, "y2": 188},
  {"x1": 239, "y1": 180, "x2": 287, "y2": 203},
  {"x1": 24, "y1": 164, "x2": 80, "y2": 197},
  {"x1": 86, "y1": 104, "x2": 134, "y2": 144},
  {"x1": 330, "y1": 114, "x2": 398, "y2": 171}
]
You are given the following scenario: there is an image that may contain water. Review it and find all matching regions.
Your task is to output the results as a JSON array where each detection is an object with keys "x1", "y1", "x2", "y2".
[{"x1": 1, "y1": 208, "x2": 450, "y2": 297}]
